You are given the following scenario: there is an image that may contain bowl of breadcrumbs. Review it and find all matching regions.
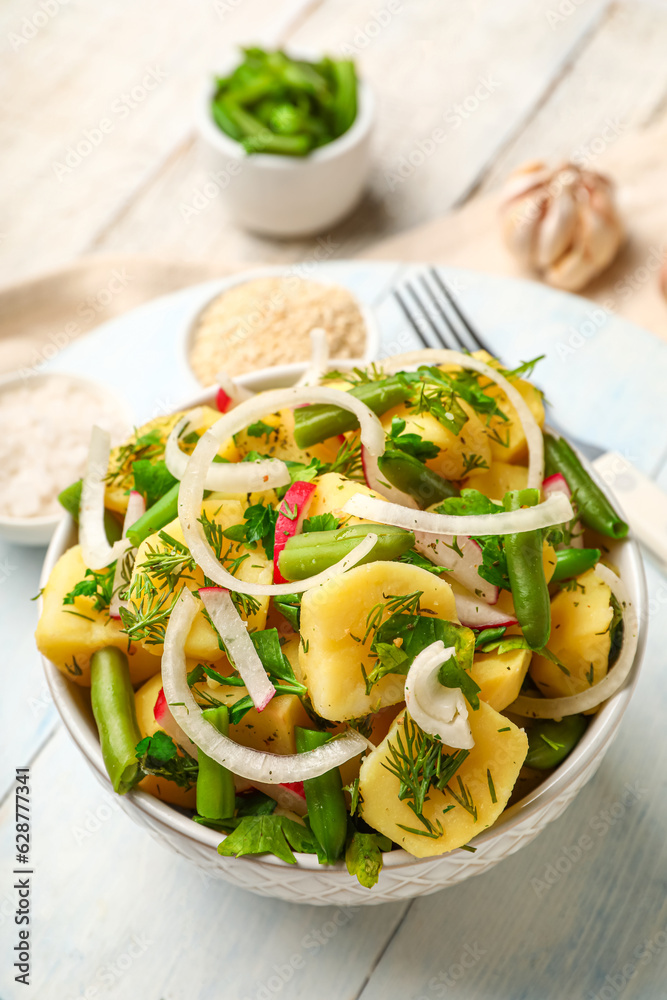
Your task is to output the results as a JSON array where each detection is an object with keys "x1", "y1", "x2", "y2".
[{"x1": 187, "y1": 275, "x2": 379, "y2": 386}]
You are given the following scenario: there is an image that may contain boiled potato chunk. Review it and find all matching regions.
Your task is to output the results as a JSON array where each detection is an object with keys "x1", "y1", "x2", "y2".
[
  {"x1": 234, "y1": 405, "x2": 340, "y2": 464},
  {"x1": 134, "y1": 672, "x2": 196, "y2": 808},
  {"x1": 204, "y1": 679, "x2": 311, "y2": 755},
  {"x1": 359, "y1": 705, "x2": 528, "y2": 857},
  {"x1": 531, "y1": 569, "x2": 612, "y2": 697},
  {"x1": 105, "y1": 407, "x2": 239, "y2": 515},
  {"x1": 484, "y1": 380, "x2": 544, "y2": 465},
  {"x1": 464, "y1": 461, "x2": 528, "y2": 500},
  {"x1": 35, "y1": 545, "x2": 160, "y2": 687},
  {"x1": 300, "y1": 561, "x2": 458, "y2": 721},
  {"x1": 471, "y1": 647, "x2": 532, "y2": 712},
  {"x1": 129, "y1": 498, "x2": 271, "y2": 659},
  {"x1": 381, "y1": 402, "x2": 491, "y2": 481},
  {"x1": 306, "y1": 471, "x2": 378, "y2": 525}
]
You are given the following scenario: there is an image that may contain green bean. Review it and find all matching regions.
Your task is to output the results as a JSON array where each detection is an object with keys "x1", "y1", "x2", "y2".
[
  {"x1": 544, "y1": 433, "x2": 629, "y2": 539},
  {"x1": 295, "y1": 727, "x2": 348, "y2": 863},
  {"x1": 278, "y1": 523, "x2": 414, "y2": 581},
  {"x1": 525, "y1": 715, "x2": 587, "y2": 769},
  {"x1": 330, "y1": 59, "x2": 357, "y2": 136},
  {"x1": 125, "y1": 482, "x2": 179, "y2": 548},
  {"x1": 502, "y1": 489, "x2": 551, "y2": 650},
  {"x1": 57, "y1": 479, "x2": 123, "y2": 543},
  {"x1": 293, "y1": 378, "x2": 411, "y2": 448},
  {"x1": 551, "y1": 547, "x2": 601, "y2": 583},
  {"x1": 196, "y1": 706, "x2": 235, "y2": 820},
  {"x1": 90, "y1": 647, "x2": 143, "y2": 794},
  {"x1": 378, "y1": 448, "x2": 459, "y2": 507}
]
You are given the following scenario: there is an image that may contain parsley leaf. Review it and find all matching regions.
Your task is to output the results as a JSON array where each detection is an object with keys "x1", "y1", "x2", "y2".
[
  {"x1": 302, "y1": 513, "x2": 341, "y2": 533},
  {"x1": 223, "y1": 501, "x2": 278, "y2": 559},
  {"x1": 388, "y1": 416, "x2": 440, "y2": 461},
  {"x1": 435, "y1": 490, "x2": 510, "y2": 591},
  {"x1": 135, "y1": 732, "x2": 198, "y2": 790},
  {"x1": 132, "y1": 459, "x2": 178, "y2": 507},
  {"x1": 217, "y1": 815, "x2": 319, "y2": 864},
  {"x1": 273, "y1": 593, "x2": 301, "y2": 629},
  {"x1": 246, "y1": 420, "x2": 276, "y2": 440}
]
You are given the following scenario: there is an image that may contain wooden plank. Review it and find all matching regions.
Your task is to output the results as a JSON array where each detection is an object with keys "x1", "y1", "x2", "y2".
[
  {"x1": 91, "y1": 0, "x2": 610, "y2": 262},
  {"x1": 481, "y1": 0, "x2": 667, "y2": 192},
  {"x1": 0, "y1": 726, "x2": 410, "y2": 1000}
]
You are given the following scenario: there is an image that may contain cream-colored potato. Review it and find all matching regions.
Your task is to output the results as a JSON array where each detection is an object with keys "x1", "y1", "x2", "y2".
[
  {"x1": 381, "y1": 401, "x2": 491, "y2": 482},
  {"x1": 464, "y1": 461, "x2": 528, "y2": 501},
  {"x1": 35, "y1": 545, "x2": 161, "y2": 687},
  {"x1": 300, "y1": 471, "x2": 377, "y2": 526},
  {"x1": 359, "y1": 705, "x2": 527, "y2": 857},
  {"x1": 531, "y1": 568, "x2": 612, "y2": 697},
  {"x1": 471, "y1": 647, "x2": 532, "y2": 712},
  {"x1": 233, "y1": 405, "x2": 340, "y2": 464},
  {"x1": 299, "y1": 561, "x2": 458, "y2": 721}
]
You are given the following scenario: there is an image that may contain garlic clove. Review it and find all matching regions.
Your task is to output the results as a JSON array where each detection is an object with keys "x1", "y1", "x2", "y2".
[{"x1": 535, "y1": 187, "x2": 578, "y2": 268}]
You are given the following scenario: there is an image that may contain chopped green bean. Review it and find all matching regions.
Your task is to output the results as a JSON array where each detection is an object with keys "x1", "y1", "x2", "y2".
[{"x1": 90, "y1": 647, "x2": 143, "y2": 794}]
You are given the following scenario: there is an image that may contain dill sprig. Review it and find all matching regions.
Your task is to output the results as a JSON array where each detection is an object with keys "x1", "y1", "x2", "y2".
[
  {"x1": 106, "y1": 427, "x2": 164, "y2": 486},
  {"x1": 461, "y1": 453, "x2": 489, "y2": 476},
  {"x1": 327, "y1": 435, "x2": 364, "y2": 481},
  {"x1": 119, "y1": 576, "x2": 181, "y2": 645},
  {"x1": 446, "y1": 775, "x2": 478, "y2": 820},
  {"x1": 139, "y1": 531, "x2": 197, "y2": 591},
  {"x1": 62, "y1": 565, "x2": 115, "y2": 614},
  {"x1": 381, "y1": 716, "x2": 469, "y2": 839}
]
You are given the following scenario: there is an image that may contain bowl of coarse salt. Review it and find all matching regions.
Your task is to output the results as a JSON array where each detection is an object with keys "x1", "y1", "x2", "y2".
[{"x1": 0, "y1": 373, "x2": 132, "y2": 546}]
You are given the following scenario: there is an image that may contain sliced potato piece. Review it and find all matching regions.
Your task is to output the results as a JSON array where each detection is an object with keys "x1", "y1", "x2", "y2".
[
  {"x1": 359, "y1": 705, "x2": 528, "y2": 857},
  {"x1": 300, "y1": 561, "x2": 457, "y2": 721},
  {"x1": 234, "y1": 406, "x2": 340, "y2": 465},
  {"x1": 530, "y1": 568, "x2": 612, "y2": 697},
  {"x1": 35, "y1": 545, "x2": 160, "y2": 687},
  {"x1": 464, "y1": 461, "x2": 528, "y2": 501},
  {"x1": 381, "y1": 402, "x2": 491, "y2": 481},
  {"x1": 134, "y1": 672, "x2": 197, "y2": 808},
  {"x1": 301, "y1": 471, "x2": 378, "y2": 526},
  {"x1": 471, "y1": 647, "x2": 532, "y2": 712}
]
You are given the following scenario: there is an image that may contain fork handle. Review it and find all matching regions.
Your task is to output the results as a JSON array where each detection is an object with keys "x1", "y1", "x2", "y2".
[{"x1": 592, "y1": 451, "x2": 667, "y2": 567}]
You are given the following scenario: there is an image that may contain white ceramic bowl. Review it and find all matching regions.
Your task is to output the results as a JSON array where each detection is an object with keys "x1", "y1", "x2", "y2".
[
  {"x1": 0, "y1": 372, "x2": 132, "y2": 547},
  {"x1": 197, "y1": 56, "x2": 375, "y2": 237},
  {"x1": 39, "y1": 362, "x2": 647, "y2": 905}
]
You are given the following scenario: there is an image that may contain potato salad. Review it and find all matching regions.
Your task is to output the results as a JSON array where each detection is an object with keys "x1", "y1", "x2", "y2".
[{"x1": 35, "y1": 349, "x2": 636, "y2": 888}]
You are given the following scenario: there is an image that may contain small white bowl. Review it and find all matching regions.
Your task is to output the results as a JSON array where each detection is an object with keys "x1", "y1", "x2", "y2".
[
  {"x1": 39, "y1": 361, "x2": 648, "y2": 905},
  {"x1": 0, "y1": 372, "x2": 132, "y2": 547},
  {"x1": 197, "y1": 56, "x2": 375, "y2": 237},
  {"x1": 183, "y1": 267, "x2": 381, "y2": 386}
]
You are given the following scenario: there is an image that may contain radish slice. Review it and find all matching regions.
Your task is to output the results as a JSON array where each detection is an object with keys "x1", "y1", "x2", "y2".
[
  {"x1": 80, "y1": 425, "x2": 133, "y2": 570},
  {"x1": 214, "y1": 371, "x2": 254, "y2": 410},
  {"x1": 511, "y1": 563, "x2": 638, "y2": 718},
  {"x1": 404, "y1": 641, "x2": 474, "y2": 749},
  {"x1": 273, "y1": 481, "x2": 318, "y2": 584},
  {"x1": 414, "y1": 532, "x2": 498, "y2": 604},
  {"x1": 251, "y1": 781, "x2": 307, "y2": 816},
  {"x1": 109, "y1": 490, "x2": 146, "y2": 619},
  {"x1": 381, "y1": 349, "x2": 545, "y2": 489},
  {"x1": 199, "y1": 587, "x2": 275, "y2": 711},
  {"x1": 361, "y1": 444, "x2": 419, "y2": 509},
  {"x1": 296, "y1": 328, "x2": 329, "y2": 387},
  {"x1": 165, "y1": 413, "x2": 290, "y2": 493},
  {"x1": 153, "y1": 687, "x2": 200, "y2": 759},
  {"x1": 542, "y1": 473, "x2": 584, "y2": 548},
  {"x1": 453, "y1": 585, "x2": 518, "y2": 629},
  {"x1": 179, "y1": 385, "x2": 385, "y2": 596},
  {"x1": 342, "y1": 491, "x2": 573, "y2": 538},
  {"x1": 161, "y1": 588, "x2": 368, "y2": 782}
]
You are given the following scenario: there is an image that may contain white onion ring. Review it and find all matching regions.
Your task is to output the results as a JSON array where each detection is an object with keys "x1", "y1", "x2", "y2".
[
  {"x1": 453, "y1": 587, "x2": 518, "y2": 629},
  {"x1": 165, "y1": 413, "x2": 290, "y2": 493},
  {"x1": 342, "y1": 491, "x2": 573, "y2": 537},
  {"x1": 179, "y1": 385, "x2": 385, "y2": 596},
  {"x1": 109, "y1": 490, "x2": 146, "y2": 619},
  {"x1": 380, "y1": 349, "x2": 544, "y2": 488},
  {"x1": 80, "y1": 426, "x2": 132, "y2": 570},
  {"x1": 542, "y1": 473, "x2": 584, "y2": 549},
  {"x1": 215, "y1": 370, "x2": 254, "y2": 409},
  {"x1": 162, "y1": 588, "x2": 368, "y2": 782},
  {"x1": 511, "y1": 563, "x2": 638, "y2": 717},
  {"x1": 199, "y1": 587, "x2": 275, "y2": 711},
  {"x1": 295, "y1": 328, "x2": 329, "y2": 387},
  {"x1": 404, "y1": 641, "x2": 474, "y2": 749}
]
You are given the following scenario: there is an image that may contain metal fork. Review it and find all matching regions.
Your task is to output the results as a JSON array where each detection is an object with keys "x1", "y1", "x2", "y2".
[
  {"x1": 393, "y1": 266, "x2": 667, "y2": 567},
  {"x1": 393, "y1": 266, "x2": 601, "y2": 460}
]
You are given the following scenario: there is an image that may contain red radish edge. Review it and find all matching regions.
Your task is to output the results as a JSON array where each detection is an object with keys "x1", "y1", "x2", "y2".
[
  {"x1": 281, "y1": 781, "x2": 306, "y2": 798},
  {"x1": 542, "y1": 472, "x2": 570, "y2": 496},
  {"x1": 154, "y1": 687, "x2": 168, "y2": 723},
  {"x1": 216, "y1": 387, "x2": 232, "y2": 412},
  {"x1": 466, "y1": 618, "x2": 518, "y2": 632},
  {"x1": 272, "y1": 481, "x2": 318, "y2": 584}
]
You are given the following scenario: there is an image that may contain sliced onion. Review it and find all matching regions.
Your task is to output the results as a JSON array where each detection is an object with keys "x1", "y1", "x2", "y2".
[
  {"x1": 162, "y1": 588, "x2": 368, "y2": 781},
  {"x1": 342, "y1": 491, "x2": 573, "y2": 537},
  {"x1": 109, "y1": 490, "x2": 146, "y2": 619},
  {"x1": 179, "y1": 385, "x2": 385, "y2": 596},
  {"x1": 199, "y1": 587, "x2": 275, "y2": 711},
  {"x1": 153, "y1": 687, "x2": 200, "y2": 759},
  {"x1": 542, "y1": 473, "x2": 584, "y2": 548},
  {"x1": 361, "y1": 444, "x2": 419, "y2": 508},
  {"x1": 165, "y1": 413, "x2": 290, "y2": 493},
  {"x1": 215, "y1": 370, "x2": 254, "y2": 410},
  {"x1": 404, "y1": 641, "x2": 474, "y2": 749},
  {"x1": 380, "y1": 349, "x2": 544, "y2": 488},
  {"x1": 414, "y1": 532, "x2": 498, "y2": 604},
  {"x1": 295, "y1": 328, "x2": 329, "y2": 387},
  {"x1": 251, "y1": 781, "x2": 307, "y2": 816},
  {"x1": 80, "y1": 425, "x2": 132, "y2": 570},
  {"x1": 511, "y1": 563, "x2": 638, "y2": 718},
  {"x1": 452, "y1": 584, "x2": 518, "y2": 629}
]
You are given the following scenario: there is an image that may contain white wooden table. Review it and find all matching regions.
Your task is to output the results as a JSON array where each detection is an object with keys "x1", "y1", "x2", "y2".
[{"x1": 3, "y1": 1, "x2": 667, "y2": 997}]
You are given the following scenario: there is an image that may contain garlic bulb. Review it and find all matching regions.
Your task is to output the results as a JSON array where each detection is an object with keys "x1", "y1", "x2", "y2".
[
  {"x1": 500, "y1": 161, "x2": 624, "y2": 291},
  {"x1": 660, "y1": 255, "x2": 667, "y2": 302}
]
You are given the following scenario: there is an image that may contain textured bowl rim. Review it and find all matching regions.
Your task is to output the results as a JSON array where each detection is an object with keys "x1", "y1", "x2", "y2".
[{"x1": 40, "y1": 360, "x2": 648, "y2": 875}]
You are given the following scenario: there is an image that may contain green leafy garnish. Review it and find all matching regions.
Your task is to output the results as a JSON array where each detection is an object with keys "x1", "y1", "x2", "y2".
[
  {"x1": 106, "y1": 427, "x2": 163, "y2": 486},
  {"x1": 302, "y1": 513, "x2": 341, "y2": 533},
  {"x1": 63, "y1": 565, "x2": 115, "y2": 613},
  {"x1": 135, "y1": 732, "x2": 198, "y2": 790},
  {"x1": 436, "y1": 490, "x2": 510, "y2": 591},
  {"x1": 345, "y1": 833, "x2": 384, "y2": 888},
  {"x1": 246, "y1": 420, "x2": 276, "y2": 440},
  {"x1": 223, "y1": 501, "x2": 278, "y2": 559},
  {"x1": 132, "y1": 459, "x2": 178, "y2": 507},
  {"x1": 387, "y1": 416, "x2": 440, "y2": 461},
  {"x1": 217, "y1": 815, "x2": 318, "y2": 864},
  {"x1": 399, "y1": 549, "x2": 448, "y2": 575}
]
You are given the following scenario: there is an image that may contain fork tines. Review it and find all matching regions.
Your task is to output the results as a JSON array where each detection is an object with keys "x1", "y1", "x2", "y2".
[{"x1": 393, "y1": 267, "x2": 494, "y2": 357}]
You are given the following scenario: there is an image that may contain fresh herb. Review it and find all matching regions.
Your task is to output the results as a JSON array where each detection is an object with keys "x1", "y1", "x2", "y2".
[
  {"x1": 322, "y1": 364, "x2": 385, "y2": 385},
  {"x1": 387, "y1": 416, "x2": 440, "y2": 461},
  {"x1": 107, "y1": 427, "x2": 163, "y2": 486},
  {"x1": 246, "y1": 420, "x2": 276, "y2": 440},
  {"x1": 487, "y1": 768, "x2": 497, "y2": 804},
  {"x1": 447, "y1": 775, "x2": 477, "y2": 820},
  {"x1": 344, "y1": 776, "x2": 361, "y2": 816},
  {"x1": 63, "y1": 565, "x2": 115, "y2": 613},
  {"x1": 217, "y1": 815, "x2": 319, "y2": 864},
  {"x1": 135, "y1": 731, "x2": 198, "y2": 790},
  {"x1": 327, "y1": 435, "x2": 364, "y2": 480},
  {"x1": 139, "y1": 531, "x2": 196, "y2": 591},
  {"x1": 273, "y1": 593, "x2": 301, "y2": 630},
  {"x1": 500, "y1": 355, "x2": 545, "y2": 381},
  {"x1": 345, "y1": 833, "x2": 384, "y2": 888},
  {"x1": 302, "y1": 513, "x2": 341, "y2": 533},
  {"x1": 436, "y1": 490, "x2": 510, "y2": 591},
  {"x1": 119, "y1": 577, "x2": 180, "y2": 645},
  {"x1": 132, "y1": 459, "x2": 178, "y2": 507},
  {"x1": 608, "y1": 594, "x2": 624, "y2": 668},
  {"x1": 461, "y1": 453, "x2": 489, "y2": 476},
  {"x1": 223, "y1": 501, "x2": 278, "y2": 559},
  {"x1": 399, "y1": 549, "x2": 448, "y2": 575}
]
